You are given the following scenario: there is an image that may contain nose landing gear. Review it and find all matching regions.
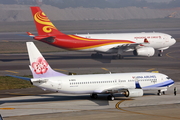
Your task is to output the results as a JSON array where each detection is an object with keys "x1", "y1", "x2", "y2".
[{"x1": 158, "y1": 50, "x2": 163, "y2": 57}]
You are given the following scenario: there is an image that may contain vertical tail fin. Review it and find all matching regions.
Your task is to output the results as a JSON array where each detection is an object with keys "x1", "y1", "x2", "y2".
[
  {"x1": 26, "y1": 42, "x2": 67, "y2": 78},
  {"x1": 30, "y1": 6, "x2": 65, "y2": 36}
]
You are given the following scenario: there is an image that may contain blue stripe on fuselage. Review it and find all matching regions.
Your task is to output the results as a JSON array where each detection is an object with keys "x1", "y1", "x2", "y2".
[
  {"x1": 142, "y1": 79, "x2": 174, "y2": 89},
  {"x1": 135, "y1": 81, "x2": 141, "y2": 89}
]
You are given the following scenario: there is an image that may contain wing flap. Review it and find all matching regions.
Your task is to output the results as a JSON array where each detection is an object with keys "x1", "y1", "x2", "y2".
[{"x1": 112, "y1": 40, "x2": 150, "y2": 51}]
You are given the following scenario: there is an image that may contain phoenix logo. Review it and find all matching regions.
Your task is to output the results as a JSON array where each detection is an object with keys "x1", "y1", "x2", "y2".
[{"x1": 34, "y1": 11, "x2": 57, "y2": 33}]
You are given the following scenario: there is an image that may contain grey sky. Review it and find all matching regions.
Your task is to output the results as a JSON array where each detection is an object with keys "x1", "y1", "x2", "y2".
[{"x1": 145, "y1": 0, "x2": 172, "y2": 3}]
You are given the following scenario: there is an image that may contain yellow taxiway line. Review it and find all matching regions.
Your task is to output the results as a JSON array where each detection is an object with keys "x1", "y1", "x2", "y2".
[
  {"x1": 115, "y1": 100, "x2": 180, "y2": 119},
  {"x1": 5, "y1": 70, "x2": 18, "y2": 74}
]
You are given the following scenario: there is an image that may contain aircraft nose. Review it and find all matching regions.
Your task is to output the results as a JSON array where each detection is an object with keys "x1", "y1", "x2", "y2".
[{"x1": 171, "y1": 38, "x2": 176, "y2": 46}]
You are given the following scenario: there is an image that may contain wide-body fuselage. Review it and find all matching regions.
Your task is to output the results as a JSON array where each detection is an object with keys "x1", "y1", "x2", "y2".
[
  {"x1": 31, "y1": 6, "x2": 176, "y2": 58},
  {"x1": 39, "y1": 32, "x2": 176, "y2": 53}
]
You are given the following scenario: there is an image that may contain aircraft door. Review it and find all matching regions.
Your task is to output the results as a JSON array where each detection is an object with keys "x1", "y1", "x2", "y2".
[
  {"x1": 52, "y1": 80, "x2": 61, "y2": 90},
  {"x1": 57, "y1": 80, "x2": 61, "y2": 89},
  {"x1": 163, "y1": 35, "x2": 170, "y2": 46}
]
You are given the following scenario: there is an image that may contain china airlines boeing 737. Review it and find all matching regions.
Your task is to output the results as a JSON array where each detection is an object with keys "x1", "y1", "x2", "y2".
[
  {"x1": 28, "y1": 7, "x2": 176, "y2": 59},
  {"x1": 8, "y1": 42, "x2": 174, "y2": 100}
]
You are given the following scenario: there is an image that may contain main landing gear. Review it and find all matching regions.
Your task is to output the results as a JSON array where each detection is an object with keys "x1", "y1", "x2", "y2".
[
  {"x1": 90, "y1": 94, "x2": 115, "y2": 101},
  {"x1": 113, "y1": 48, "x2": 124, "y2": 59},
  {"x1": 91, "y1": 53, "x2": 103, "y2": 58},
  {"x1": 112, "y1": 54, "x2": 124, "y2": 59},
  {"x1": 90, "y1": 93, "x2": 98, "y2": 99},
  {"x1": 158, "y1": 50, "x2": 163, "y2": 57},
  {"x1": 107, "y1": 95, "x2": 115, "y2": 101},
  {"x1": 157, "y1": 90, "x2": 166, "y2": 96}
]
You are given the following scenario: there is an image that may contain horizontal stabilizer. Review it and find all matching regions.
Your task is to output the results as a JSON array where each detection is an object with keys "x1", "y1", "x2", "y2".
[
  {"x1": 6, "y1": 75, "x2": 31, "y2": 81},
  {"x1": 26, "y1": 32, "x2": 35, "y2": 37}
]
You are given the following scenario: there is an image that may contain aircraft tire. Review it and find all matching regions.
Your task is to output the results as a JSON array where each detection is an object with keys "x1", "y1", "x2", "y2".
[
  {"x1": 91, "y1": 93, "x2": 98, "y2": 99},
  {"x1": 111, "y1": 96, "x2": 115, "y2": 101},
  {"x1": 157, "y1": 92, "x2": 162, "y2": 96},
  {"x1": 107, "y1": 95, "x2": 115, "y2": 101},
  {"x1": 158, "y1": 53, "x2": 163, "y2": 57}
]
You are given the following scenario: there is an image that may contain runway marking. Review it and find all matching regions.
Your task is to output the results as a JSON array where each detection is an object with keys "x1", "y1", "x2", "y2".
[
  {"x1": 101, "y1": 67, "x2": 109, "y2": 71},
  {"x1": 146, "y1": 68, "x2": 155, "y2": 71},
  {"x1": 9, "y1": 93, "x2": 36, "y2": 96},
  {"x1": 115, "y1": 100, "x2": 180, "y2": 119},
  {"x1": 1, "y1": 40, "x2": 9, "y2": 42},
  {"x1": 5, "y1": 70, "x2": 18, "y2": 74},
  {"x1": 0, "y1": 98, "x2": 90, "y2": 108},
  {"x1": 54, "y1": 69, "x2": 68, "y2": 72},
  {"x1": 166, "y1": 50, "x2": 180, "y2": 60},
  {"x1": 0, "y1": 108, "x2": 15, "y2": 110}
]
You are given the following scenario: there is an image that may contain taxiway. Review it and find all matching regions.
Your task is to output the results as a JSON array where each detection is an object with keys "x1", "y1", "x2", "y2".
[{"x1": 0, "y1": 28, "x2": 180, "y2": 120}]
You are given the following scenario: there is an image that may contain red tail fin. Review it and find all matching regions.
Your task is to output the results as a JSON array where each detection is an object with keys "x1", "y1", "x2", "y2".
[{"x1": 30, "y1": 6, "x2": 64, "y2": 36}]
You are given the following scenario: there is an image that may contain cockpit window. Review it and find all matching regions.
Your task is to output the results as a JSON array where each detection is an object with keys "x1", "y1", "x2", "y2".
[
  {"x1": 166, "y1": 77, "x2": 171, "y2": 79},
  {"x1": 171, "y1": 37, "x2": 174, "y2": 39}
]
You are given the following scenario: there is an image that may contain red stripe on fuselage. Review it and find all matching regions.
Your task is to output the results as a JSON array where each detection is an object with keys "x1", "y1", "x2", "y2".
[{"x1": 39, "y1": 34, "x2": 134, "y2": 50}]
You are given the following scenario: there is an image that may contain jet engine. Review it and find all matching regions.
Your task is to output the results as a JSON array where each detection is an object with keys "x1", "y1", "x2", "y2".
[
  {"x1": 124, "y1": 89, "x2": 143, "y2": 97},
  {"x1": 133, "y1": 47, "x2": 155, "y2": 57}
]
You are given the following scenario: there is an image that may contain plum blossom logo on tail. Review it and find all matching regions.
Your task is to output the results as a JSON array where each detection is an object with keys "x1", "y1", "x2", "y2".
[{"x1": 32, "y1": 57, "x2": 48, "y2": 74}]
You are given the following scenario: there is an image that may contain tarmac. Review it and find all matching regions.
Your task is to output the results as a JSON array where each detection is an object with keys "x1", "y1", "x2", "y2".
[
  {"x1": 0, "y1": 28, "x2": 180, "y2": 120},
  {"x1": 0, "y1": 82, "x2": 180, "y2": 120}
]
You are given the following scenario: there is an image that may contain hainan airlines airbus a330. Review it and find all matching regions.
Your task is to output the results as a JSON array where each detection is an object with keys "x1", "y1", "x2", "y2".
[
  {"x1": 8, "y1": 42, "x2": 174, "y2": 100},
  {"x1": 28, "y1": 7, "x2": 176, "y2": 59}
]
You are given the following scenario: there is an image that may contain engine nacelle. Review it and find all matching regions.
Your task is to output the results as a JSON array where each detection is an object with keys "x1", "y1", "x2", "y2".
[
  {"x1": 133, "y1": 47, "x2": 155, "y2": 57},
  {"x1": 124, "y1": 89, "x2": 143, "y2": 97}
]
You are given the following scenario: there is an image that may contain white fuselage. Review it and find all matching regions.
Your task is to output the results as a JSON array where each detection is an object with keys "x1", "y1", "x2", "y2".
[
  {"x1": 31, "y1": 72, "x2": 174, "y2": 94},
  {"x1": 76, "y1": 32, "x2": 176, "y2": 52}
]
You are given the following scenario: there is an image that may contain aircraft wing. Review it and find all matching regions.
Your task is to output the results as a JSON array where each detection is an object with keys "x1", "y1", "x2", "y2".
[{"x1": 112, "y1": 39, "x2": 149, "y2": 51}]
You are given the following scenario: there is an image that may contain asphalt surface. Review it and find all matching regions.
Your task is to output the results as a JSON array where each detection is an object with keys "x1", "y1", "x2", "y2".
[
  {"x1": 0, "y1": 42, "x2": 180, "y2": 80},
  {"x1": 0, "y1": 28, "x2": 180, "y2": 120},
  {"x1": 0, "y1": 83, "x2": 180, "y2": 120}
]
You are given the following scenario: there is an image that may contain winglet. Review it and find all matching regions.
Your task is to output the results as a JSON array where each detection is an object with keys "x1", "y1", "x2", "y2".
[{"x1": 26, "y1": 42, "x2": 67, "y2": 78}]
